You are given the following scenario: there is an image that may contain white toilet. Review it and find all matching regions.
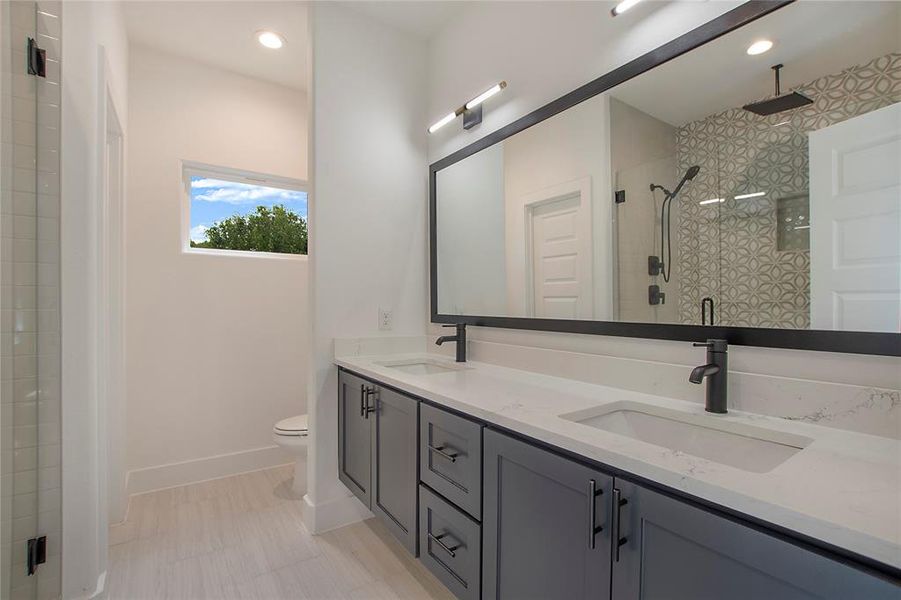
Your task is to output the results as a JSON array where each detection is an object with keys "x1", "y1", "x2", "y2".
[{"x1": 272, "y1": 414, "x2": 309, "y2": 494}]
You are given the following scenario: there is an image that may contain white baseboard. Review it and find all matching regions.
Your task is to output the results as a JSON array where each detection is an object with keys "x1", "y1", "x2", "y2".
[
  {"x1": 302, "y1": 491, "x2": 372, "y2": 534},
  {"x1": 125, "y1": 445, "x2": 293, "y2": 497}
]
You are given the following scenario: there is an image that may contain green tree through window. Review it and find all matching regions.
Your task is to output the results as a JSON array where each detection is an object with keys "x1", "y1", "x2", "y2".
[{"x1": 191, "y1": 204, "x2": 308, "y2": 254}]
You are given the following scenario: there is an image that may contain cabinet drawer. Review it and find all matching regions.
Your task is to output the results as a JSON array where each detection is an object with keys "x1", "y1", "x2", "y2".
[
  {"x1": 419, "y1": 403, "x2": 482, "y2": 519},
  {"x1": 419, "y1": 485, "x2": 481, "y2": 600}
]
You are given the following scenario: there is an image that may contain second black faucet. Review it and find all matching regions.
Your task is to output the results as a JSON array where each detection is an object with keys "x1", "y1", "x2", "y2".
[
  {"x1": 436, "y1": 323, "x2": 467, "y2": 362},
  {"x1": 689, "y1": 339, "x2": 728, "y2": 413}
]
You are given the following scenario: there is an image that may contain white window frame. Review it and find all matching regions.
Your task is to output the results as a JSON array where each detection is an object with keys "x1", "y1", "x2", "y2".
[{"x1": 180, "y1": 160, "x2": 308, "y2": 260}]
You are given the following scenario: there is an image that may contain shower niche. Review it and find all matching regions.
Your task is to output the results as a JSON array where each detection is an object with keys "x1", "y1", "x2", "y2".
[{"x1": 430, "y1": 0, "x2": 900, "y2": 354}]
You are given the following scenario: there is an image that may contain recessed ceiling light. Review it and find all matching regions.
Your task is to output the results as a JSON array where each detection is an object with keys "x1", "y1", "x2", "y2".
[
  {"x1": 257, "y1": 31, "x2": 285, "y2": 50},
  {"x1": 746, "y1": 40, "x2": 773, "y2": 56},
  {"x1": 699, "y1": 198, "x2": 725, "y2": 206}
]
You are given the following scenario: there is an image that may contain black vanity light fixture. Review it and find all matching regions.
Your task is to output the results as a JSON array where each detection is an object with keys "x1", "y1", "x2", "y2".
[
  {"x1": 611, "y1": 0, "x2": 645, "y2": 17},
  {"x1": 428, "y1": 81, "x2": 507, "y2": 134}
]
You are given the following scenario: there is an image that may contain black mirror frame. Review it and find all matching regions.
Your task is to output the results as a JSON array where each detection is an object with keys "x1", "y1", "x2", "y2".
[{"x1": 429, "y1": 0, "x2": 900, "y2": 357}]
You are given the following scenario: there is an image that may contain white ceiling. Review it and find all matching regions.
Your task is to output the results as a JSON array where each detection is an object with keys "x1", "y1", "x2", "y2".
[
  {"x1": 611, "y1": 1, "x2": 901, "y2": 126},
  {"x1": 123, "y1": 1, "x2": 308, "y2": 91},
  {"x1": 339, "y1": 1, "x2": 466, "y2": 39}
]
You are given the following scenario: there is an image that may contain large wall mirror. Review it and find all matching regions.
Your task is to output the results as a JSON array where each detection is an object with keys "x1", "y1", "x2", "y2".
[{"x1": 431, "y1": 0, "x2": 900, "y2": 356}]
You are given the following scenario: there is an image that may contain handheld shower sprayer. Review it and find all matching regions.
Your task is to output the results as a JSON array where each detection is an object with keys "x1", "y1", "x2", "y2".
[{"x1": 649, "y1": 165, "x2": 701, "y2": 284}]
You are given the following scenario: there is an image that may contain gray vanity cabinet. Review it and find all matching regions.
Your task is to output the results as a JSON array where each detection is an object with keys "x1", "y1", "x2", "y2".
[
  {"x1": 611, "y1": 479, "x2": 899, "y2": 600},
  {"x1": 482, "y1": 429, "x2": 613, "y2": 600},
  {"x1": 371, "y1": 386, "x2": 419, "y2": 554},
  {"x1": 337, "y1": 370, "x2": 419, "y2": 554},
  {"x1": 338, "y1": 370, "x2": 372, "y2": 506}
]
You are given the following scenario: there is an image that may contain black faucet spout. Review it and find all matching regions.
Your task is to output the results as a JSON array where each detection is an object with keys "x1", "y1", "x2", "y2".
[{"x1": 689, "y1": 363, "x2": 720, "y2": 384}]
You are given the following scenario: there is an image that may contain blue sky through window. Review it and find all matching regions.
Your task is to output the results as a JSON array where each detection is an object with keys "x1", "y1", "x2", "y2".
[{"x1": 189, "y1": 176, "x2": 308, "y2": 244}]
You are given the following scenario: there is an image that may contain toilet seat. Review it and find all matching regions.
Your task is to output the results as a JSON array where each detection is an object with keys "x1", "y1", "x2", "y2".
[{"x1": 274, "y1": 414, "x2": 309, "y2": 437}]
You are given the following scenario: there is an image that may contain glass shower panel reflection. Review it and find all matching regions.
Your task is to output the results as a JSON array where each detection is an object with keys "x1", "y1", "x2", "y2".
[{"x1": 1, "y1": 0, "x2": 62, "y2": 597}]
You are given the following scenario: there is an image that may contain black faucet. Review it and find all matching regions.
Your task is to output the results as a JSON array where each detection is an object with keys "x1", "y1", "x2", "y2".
[
  {"x1": 436, "y1": 323, "x2": 466, "y2": 362},
  {"x1": 689, "y1": 339, "x2": 728, "y2": 414}
]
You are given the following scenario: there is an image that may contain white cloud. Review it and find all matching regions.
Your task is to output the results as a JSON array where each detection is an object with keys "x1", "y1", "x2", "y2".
[
  {"x1": 190, "y1": 224, "x2": 209, "y2": 243},
  {"x1": 191, "y1": 178, "x2": 305, "y2": 206}
]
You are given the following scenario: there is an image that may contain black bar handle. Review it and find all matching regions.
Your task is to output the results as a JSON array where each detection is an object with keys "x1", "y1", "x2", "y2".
[
  {"x1": 427, "y1": 444, "x2": 459, "y2": 462},
  {"x1": 613, "y1": 488, "x2": 628, "y2": 562},
  {"x1": 363, "y1": 386, "x2": 377, "y2": 418},
  {"x1": 587, "y1": 479, "x2": 604, "y2": 549},
  {"x1": 359, "y1": 384, "x2": 366, "y2": 417},
  {"x1": 428, "y1": 532, "x2": 460, "y2": 557}
]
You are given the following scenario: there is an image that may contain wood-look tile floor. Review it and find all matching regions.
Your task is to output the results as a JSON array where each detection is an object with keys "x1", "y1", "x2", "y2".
[{"x1": 108, "y1": 465, "x2": 455, "y2": 600}]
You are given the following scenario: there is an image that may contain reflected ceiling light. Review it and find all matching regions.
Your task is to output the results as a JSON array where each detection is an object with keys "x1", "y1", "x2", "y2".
[
  {"x1": 699, "y1": 198, "x2": 725, "y2": 205},
  {"x1": 611, "y1": 0, "x2": 644, "y2": 16},
  {"x1": 734, "y1": 191, "x2": 766, "y2": 200},
  {"x1": 429, "y1": 81, "x2": 507, "y2": 133},
  {"x1": 746, "y1": 39, "x2": 774, "y2": 55},
  {"x1": 256, "y1": 31, "x2": 285, "y2": 49}
]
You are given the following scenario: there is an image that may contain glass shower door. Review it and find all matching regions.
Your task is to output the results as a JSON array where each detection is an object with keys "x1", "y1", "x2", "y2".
[{"x1": 1, "y1": 1, "x2": 62, "y2": 597}]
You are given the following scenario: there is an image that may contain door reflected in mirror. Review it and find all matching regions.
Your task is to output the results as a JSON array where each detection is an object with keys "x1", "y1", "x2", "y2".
[{"x1": 434, "y1": 0, "x2": 900, "y2": 334}]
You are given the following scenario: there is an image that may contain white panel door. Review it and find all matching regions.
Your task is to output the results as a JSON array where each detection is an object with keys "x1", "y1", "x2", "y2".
[
  {"x1": 529, "y1": 192, "x2": 593, "y2": 319},
  {"x1": 809, "y1": 102, "x2": 901, "y2": 332}
]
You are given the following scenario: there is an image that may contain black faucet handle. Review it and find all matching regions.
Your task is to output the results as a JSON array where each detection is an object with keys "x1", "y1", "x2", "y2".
[{"x1": 693, "y1": 339, "x2": 728, "y2": 352}]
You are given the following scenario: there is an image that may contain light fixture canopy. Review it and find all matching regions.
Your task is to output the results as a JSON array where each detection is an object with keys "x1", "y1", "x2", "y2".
[
  {"x1": 429, "y1": 81, "x2": 507, "y2": 134},
  {"x1": 746, "y1": 39, "x2": 773, "y2": 55},
  {"x1": 611, "y1": 0, "x2": 644, "y2": 16},
  {"x1": 256, "y1": 30, "x2": 285, "y2": 49}
]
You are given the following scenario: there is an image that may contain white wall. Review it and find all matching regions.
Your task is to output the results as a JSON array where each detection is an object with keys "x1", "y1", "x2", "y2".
[
  {"x1": 61, "y1": 1, "x2": 129, "y2": 596},
  {"x1": 427, "y1": 3, "x2": 900, "y2": 398},
  {"x1": 306, "y1": 3, "x2": 427, "y2": 533},
  {"x1": 436, "y1": 143, "x2": 506, "y2": 315},
  {"x1": 125, "y1": 46, "x2": 308, "y2": 493}
]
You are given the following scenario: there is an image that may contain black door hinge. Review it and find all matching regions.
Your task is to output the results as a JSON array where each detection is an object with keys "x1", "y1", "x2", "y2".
[
  {"x1": 27, "y1": 38, "x2": 46, "y2": 78},
  {"x1": 26, "y1": 536, "x2": 46, "y2": 576},
  {"x1": 614, "y1": 189, "x2": 626, "y2": 204}
]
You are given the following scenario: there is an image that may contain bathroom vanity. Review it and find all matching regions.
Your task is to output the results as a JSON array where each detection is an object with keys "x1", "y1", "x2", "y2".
[{"x1": 335, "y1": 355, "x2": 900, "y2": 600}]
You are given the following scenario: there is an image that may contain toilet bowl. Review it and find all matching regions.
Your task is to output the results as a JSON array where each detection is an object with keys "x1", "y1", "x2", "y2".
[{"x1": 272, "y1": 414, "x2": 309, "y2": 494}]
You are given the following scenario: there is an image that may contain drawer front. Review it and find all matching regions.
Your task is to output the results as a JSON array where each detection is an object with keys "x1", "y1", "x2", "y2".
[
  {"x1": 419, "y1": 403, "x2": 482, "y2": 519},
  {"x1": 419, "y1": 485, "x2": 481, "y2": 600}
]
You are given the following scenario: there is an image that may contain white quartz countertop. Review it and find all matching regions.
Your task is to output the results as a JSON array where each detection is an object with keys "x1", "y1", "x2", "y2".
[{"x1": 335, "y1": 353, "x2": 901, "y2": 572}]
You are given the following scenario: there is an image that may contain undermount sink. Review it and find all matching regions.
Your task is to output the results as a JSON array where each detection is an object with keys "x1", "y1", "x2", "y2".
[
  {"x1": 376, "y1": 358, "x2": 470, "y2": 375},
  {"x1": 560, "y1": 401, "x2": 812, "y2": 473}
]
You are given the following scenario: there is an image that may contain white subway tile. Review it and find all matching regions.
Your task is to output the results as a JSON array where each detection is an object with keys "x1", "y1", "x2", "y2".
[
  {"x1": 13, "y1": 215, "x2": 35, "y2": 239},
  {"x1": 14, "y1": 286, "x2": 36, "y2": 310},
  {"x1": 35, "y1": 217, "x2": 56, "y2": 241}
]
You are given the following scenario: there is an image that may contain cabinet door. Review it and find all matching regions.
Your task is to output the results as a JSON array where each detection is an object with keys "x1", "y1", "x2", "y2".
[
  {"x1": 371, "y1": 386, "x2": 419, "y2": 554},
  {"x1": 612, "y1": 479, "x2": 899, "y2": 600},
  {"x1": 483, "y1": 429, "x2": 613, "y2": 600},
  {"x1": 337, "y1": 370, "x2": 372, "y2": 507}
]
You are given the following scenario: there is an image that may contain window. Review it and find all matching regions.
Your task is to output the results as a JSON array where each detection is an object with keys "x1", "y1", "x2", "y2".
[{"x1": 183, "y1": 162, "x2": 308, "y2": 256}]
